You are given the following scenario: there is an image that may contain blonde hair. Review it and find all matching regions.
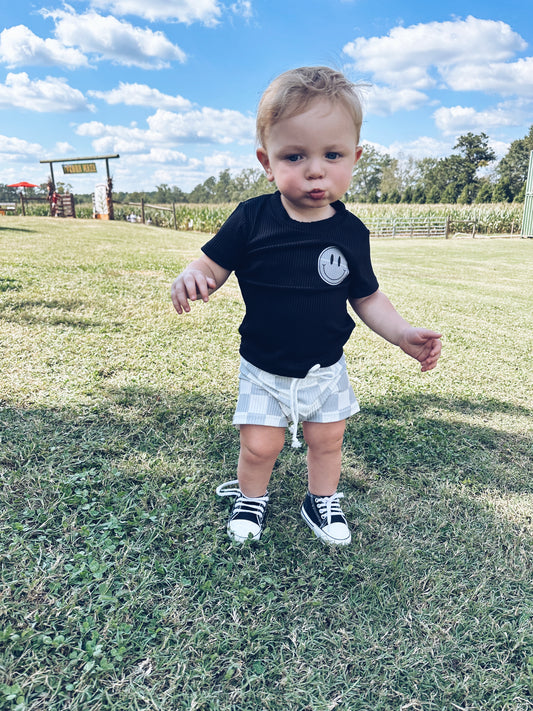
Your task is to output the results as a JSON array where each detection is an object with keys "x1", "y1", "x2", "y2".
[{"x1": 256, "y1": 66, "x2": 364, "y2": 148}]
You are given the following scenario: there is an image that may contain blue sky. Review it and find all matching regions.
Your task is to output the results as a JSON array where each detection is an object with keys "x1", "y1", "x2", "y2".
[{"x1": 1, "y1": 0, "x2": 532, "y2": 193}]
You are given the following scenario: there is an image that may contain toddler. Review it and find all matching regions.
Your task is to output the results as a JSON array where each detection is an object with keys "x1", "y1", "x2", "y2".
[{"x1": 171, "y1": 66, "x2": 442, "y2": 545}]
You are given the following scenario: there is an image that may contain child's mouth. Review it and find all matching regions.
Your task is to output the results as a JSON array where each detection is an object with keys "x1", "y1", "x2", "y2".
[{"x1": 309, "y1": 189, "x2": 326, "y2": 200}]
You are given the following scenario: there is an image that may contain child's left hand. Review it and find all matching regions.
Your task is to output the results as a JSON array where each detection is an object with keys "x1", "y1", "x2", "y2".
[{"x1": 398, "y1": 328, "x2": 442, "y2": 372}]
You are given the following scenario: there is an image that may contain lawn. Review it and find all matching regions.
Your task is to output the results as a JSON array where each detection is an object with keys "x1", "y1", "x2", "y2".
[{"x1": 1, "y1": 216, "x2": 532, "y2": 711}]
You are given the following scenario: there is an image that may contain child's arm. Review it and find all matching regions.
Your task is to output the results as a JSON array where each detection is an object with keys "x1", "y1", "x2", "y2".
[
  {"x1": 349, "y1": 290, "x2": 442, "y2": 372},
  {"x1": 171, "y1": 254, "x2": 231, "y2": 314}
]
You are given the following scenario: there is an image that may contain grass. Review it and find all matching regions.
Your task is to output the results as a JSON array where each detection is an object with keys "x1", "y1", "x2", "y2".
[{"x1": 1, "y1": 216, "x2": 532, "y2": 711}]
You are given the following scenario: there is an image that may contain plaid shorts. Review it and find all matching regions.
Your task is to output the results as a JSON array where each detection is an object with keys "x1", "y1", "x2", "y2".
[{"x1": 233, "y1": 355, "x2": 359, "y2": 446}]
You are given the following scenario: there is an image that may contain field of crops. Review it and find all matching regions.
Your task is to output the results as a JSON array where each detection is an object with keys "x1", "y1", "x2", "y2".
[{"x1": 18, "y1": 199, "x2": 525, "y2": 236}]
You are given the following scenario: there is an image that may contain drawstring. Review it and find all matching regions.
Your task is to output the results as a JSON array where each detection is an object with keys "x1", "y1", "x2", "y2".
[
  {"x1": 289, "y1": 378, "x2": 301, "y2": 448},
  {"x1": 289, "y1": 364, "x2": 320, "y2": 448}
]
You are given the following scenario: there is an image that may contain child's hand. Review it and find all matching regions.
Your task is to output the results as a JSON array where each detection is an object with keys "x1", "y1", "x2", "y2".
[
  {"x1": 171, "y1": 268, "x2": 217, "y2": 314},
  {"x1": 398, "y1": 327, "x2": 442, "y2": 372}
]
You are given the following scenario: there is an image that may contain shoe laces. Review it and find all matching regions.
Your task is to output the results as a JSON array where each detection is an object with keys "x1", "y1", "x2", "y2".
[
  {"x1": 216, "y1": 480, "x2": 269, "y2": 517},
  {"x1": 313, "y1": 492, "x2": 345, "y2": 525}
]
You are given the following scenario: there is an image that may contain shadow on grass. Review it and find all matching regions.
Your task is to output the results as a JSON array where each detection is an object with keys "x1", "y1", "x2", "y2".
[
  {"x1": 0, "y1": 226, "x2": 37, "y2": 233},
  {"x1": 345, "y1": 392, "x2": 532, "y2": 495},
  {"x1": 0, "y1": 297, "x2": 103, "y2": 329},
  {"x1": 2, "y1": 387, "x2": 532, "y2": 710},
  {"x1": 1, "y1": 385, "x2": 531, "y2": 520}
]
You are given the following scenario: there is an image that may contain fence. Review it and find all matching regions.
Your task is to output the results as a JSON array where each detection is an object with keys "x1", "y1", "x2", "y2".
[
  {"x1": 115, "y1": 199, "x2": 180, "y2": 230},
  {"x1": 364, "y1": 216, "x2": 450, "y2": 239},
  {"x1": 0, "y1": 202, "x2": 16, "y2": 215}
]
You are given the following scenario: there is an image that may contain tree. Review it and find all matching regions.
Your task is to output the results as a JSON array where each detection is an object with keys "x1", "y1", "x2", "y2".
[
  {"x1": 413, "y1": 134, "x2": 495, "y2": 204},
  {"x1": 474, "y1": 180, "x2": 493, "y2": 204},
  {"x1": 426, "y1": 186, "x2": 440, "y2": 204},
  {"x1": 442, "y1": 182, "x2": 461, "y2": 204},
  {"x1": 188, "y1": 176, "x2": 217, "y2": 203},
  {"x1": 231, "y1": 168, "x2": 275, "y2": 200},
  {"x1": 457, "y1": 184, "x2": 479, "y2": 204},
  {"x1": 492, "y1": 178, "x2": 513, "y2": 203},
  {"x1": 347, "y1": 145, "x2": 392, "y2": 201},
  {"x1": 401, "y1": 186, "x2": 414, "y2": 203},
  {"x1": 496, "y1": 125, "x2": 533, "y2": 200},
  {"x1": 454, "y1": 132, "x2": 496, "y2": 176},
  {"x1": 212, "y1": 169, "x2": 233, "y2": 203},
  {"x1": 155, "y1": 184, "x2": 172, "y2": 203},
  {"x1": 0, "y1": 184, "x2": 18, "y2": 201},
  {"x1": 379, "y1": 160, "x2": 401, "y2": 198}
]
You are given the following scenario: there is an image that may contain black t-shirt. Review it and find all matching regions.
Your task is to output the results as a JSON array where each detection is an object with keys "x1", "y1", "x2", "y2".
[{"x1": 202, "y1": 191, "x2": 379, "y2": 377}]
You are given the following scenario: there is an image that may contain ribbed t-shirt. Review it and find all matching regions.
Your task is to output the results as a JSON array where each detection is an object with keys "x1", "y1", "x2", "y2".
[{"x1": 201, "y1": 191, "x2": 378, "y2": 377}]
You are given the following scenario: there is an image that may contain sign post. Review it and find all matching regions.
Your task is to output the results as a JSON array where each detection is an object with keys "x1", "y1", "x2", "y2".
[{"x1": 39, "y1": 154, "x2": 119, "y2": 219}]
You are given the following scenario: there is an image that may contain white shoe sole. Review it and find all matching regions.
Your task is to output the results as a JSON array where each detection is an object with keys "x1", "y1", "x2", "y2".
[{"x1": 300, "y1": 507, "x2": 352, "y2": 546}]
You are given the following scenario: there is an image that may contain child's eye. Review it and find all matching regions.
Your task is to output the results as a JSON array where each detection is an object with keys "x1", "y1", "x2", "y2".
[
  {"x1": 285, "y1": 154, "x2": 302, "y2": 162},
  {"x1": 325, "y1": 152, "x2": 341, "y2": 160}
]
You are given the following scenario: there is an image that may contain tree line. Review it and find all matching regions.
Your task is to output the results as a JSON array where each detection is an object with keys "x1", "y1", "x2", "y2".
[
  {"x1": 156, "y1": 125, "x2": 531, "y2": 206},
  {"x1": 1, "y1": 125, "x2": 530, "y2": 206}
]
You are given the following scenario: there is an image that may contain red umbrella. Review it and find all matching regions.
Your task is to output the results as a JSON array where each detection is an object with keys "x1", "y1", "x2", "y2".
[{"x1": 8, "y1": 181, "x2": 39, "y2": 189}]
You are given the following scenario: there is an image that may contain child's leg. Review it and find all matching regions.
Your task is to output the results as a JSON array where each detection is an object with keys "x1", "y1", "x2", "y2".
[
  {"x1": 300, "y1": 419, "x2": 351, "y2": 545},
  {"x1": 237, "y1": 424, "x2": 285, "y2": 497},
  {"x1": 302, "y1": 420, "x2": 346, "y2": 495}
]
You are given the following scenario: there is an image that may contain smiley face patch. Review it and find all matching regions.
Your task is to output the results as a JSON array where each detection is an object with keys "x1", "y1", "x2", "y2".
[{"x1": 317, "y1": 247, "x2": 349, "y2": 286}]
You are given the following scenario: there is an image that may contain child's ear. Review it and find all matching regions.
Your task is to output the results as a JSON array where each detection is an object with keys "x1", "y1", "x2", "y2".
[
  {"x1": 256, "y1": 148, "x2": 275, "y2": 182},
  {"x1": 354, "y1": 146, "x2": 363, "y2": 165}
]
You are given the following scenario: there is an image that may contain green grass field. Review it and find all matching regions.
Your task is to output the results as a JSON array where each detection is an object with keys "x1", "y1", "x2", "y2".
[{"x1": 1, "y1": 216, "x2": 532, "y2": 710}]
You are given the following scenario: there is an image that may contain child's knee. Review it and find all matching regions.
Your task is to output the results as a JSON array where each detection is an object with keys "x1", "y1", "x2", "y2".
[
  {"x1": 240, "y1": 426, "x2": 285, "y2": 463},
  {"x1": 303, "y1": 421, "x2": 345, "y2": 453}
]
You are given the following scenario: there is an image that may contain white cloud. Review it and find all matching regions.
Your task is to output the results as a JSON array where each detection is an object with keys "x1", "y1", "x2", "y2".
[
  {"x1": 43, "y1": 8, "x2": 186, "y2": 68},
  {"x1": 344, "y1": 16, "x2": 526, "y2": 89},
  {"x1": 147, "y1": 107, "x2": 255, "y2": 144},
  {"x1": 147, "y1": 150, "x2": 255, "y2": 191},
  {"x1": 75, "y1": 121, "x2": 150, "y2": 153},
  {"x1": 384, "y1": 137, "x2": 453, "y2": 160},
  {"x1": 136, "y1": 148, "x2": 189, "y2": 164},
  {"x1": 359, "y1": 137, "x2": 452, "y2": 161},
  {"x1": 0, "y1": 133, "x2": 43, "y2": 159},
  {"x1": 90, "y1": 0, "x2": 223, "y2": 24},
  {"x1": 54, "y1": 141, "x2": 76, "y2": 155},
  {"x1": 76, "y1": 104, "x2": 255, "y2": 157},
  {"x1": 442, "y1": 57, "x2": 533, "y2": 98},
  {"x1": 88, "y1": 82, "x2": 192, "y2": 110},
  {"x1": 230, "y1": 1, "x2": 253, "y2": 19},
  {"x1": 433, "y1": 103, "x2": 526, "y2": 135},
  {"x1": 363, "y1": 85, "x2": 429, "y2": 116},
  {"x1": 0, "y1": 24, "x2": 88, "y2": 69},
  {"x1": 0, "y1": 72, "x2": 92, "y2": 112},
  {"x1": 203, "y1": 150, "x2": 256, "y2": 172}
]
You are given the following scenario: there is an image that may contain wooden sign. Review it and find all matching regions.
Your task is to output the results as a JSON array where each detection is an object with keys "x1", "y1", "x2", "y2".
[{"x1": 62, "y1": 163, "x2": 97, "y2": 174}]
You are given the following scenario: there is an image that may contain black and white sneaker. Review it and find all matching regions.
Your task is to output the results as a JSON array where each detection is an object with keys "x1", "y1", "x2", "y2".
[
  {"x1": 301, "y1": 491, "x2": 351, "y2": 545},
  {"x1": 216, "y1": 480, "x2": 269, "y2": 543}
]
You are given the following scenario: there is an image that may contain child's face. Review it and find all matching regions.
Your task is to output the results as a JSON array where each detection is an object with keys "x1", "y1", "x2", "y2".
[{"x1": 257, "y1": 98, "x2": 362, "y2": 222}]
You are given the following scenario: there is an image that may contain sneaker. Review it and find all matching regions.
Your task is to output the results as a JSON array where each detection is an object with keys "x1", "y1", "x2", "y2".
[
  {"x1": 216, "y1": 480, "x2": 269, "y2": 543},
  {"x1": 300, "y1": 491, "x2": 351, "y2": 545}
]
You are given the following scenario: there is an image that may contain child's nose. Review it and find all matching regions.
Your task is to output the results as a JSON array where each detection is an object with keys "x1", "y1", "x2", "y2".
[{"x1": 306, "y1": 158, "x2": 324, "y2": 179}]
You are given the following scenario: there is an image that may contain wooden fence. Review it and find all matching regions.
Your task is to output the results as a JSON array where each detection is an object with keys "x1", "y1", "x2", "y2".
[{"x1": 115, "y1": 199, "x2": 180, "y2": 229}]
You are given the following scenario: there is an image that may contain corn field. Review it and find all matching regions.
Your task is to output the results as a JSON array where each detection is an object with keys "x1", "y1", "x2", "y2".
[
  {"x1": 348, "y1": 203, "x2": 524, "y2": 236},
  {"x1": 15, "y1": 200, "x2": 525, "y2": 236}
]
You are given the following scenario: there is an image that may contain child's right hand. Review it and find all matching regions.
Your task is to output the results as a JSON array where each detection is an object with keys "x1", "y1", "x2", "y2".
[{"x1": 171, "y1": 268, "x2": 217, "y2": 314}]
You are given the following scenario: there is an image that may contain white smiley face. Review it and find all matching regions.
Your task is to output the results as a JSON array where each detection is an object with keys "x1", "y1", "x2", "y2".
[{"x1": 317, "y1": 247, "x2": 349, "y2": 286}]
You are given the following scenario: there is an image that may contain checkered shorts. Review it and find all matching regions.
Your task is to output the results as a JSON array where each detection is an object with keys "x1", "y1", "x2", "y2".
[{"x1": 233, "y1": 355, "x2": 359, "y2": 445}]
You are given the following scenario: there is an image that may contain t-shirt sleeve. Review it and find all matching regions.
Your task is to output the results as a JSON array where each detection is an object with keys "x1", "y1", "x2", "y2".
[
  {"x1": 347, "y1": 223, "x2": 379, "y2": 299},
  {"x1": 201, "y1": 202, "x2": 248, "y2": 272}
]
